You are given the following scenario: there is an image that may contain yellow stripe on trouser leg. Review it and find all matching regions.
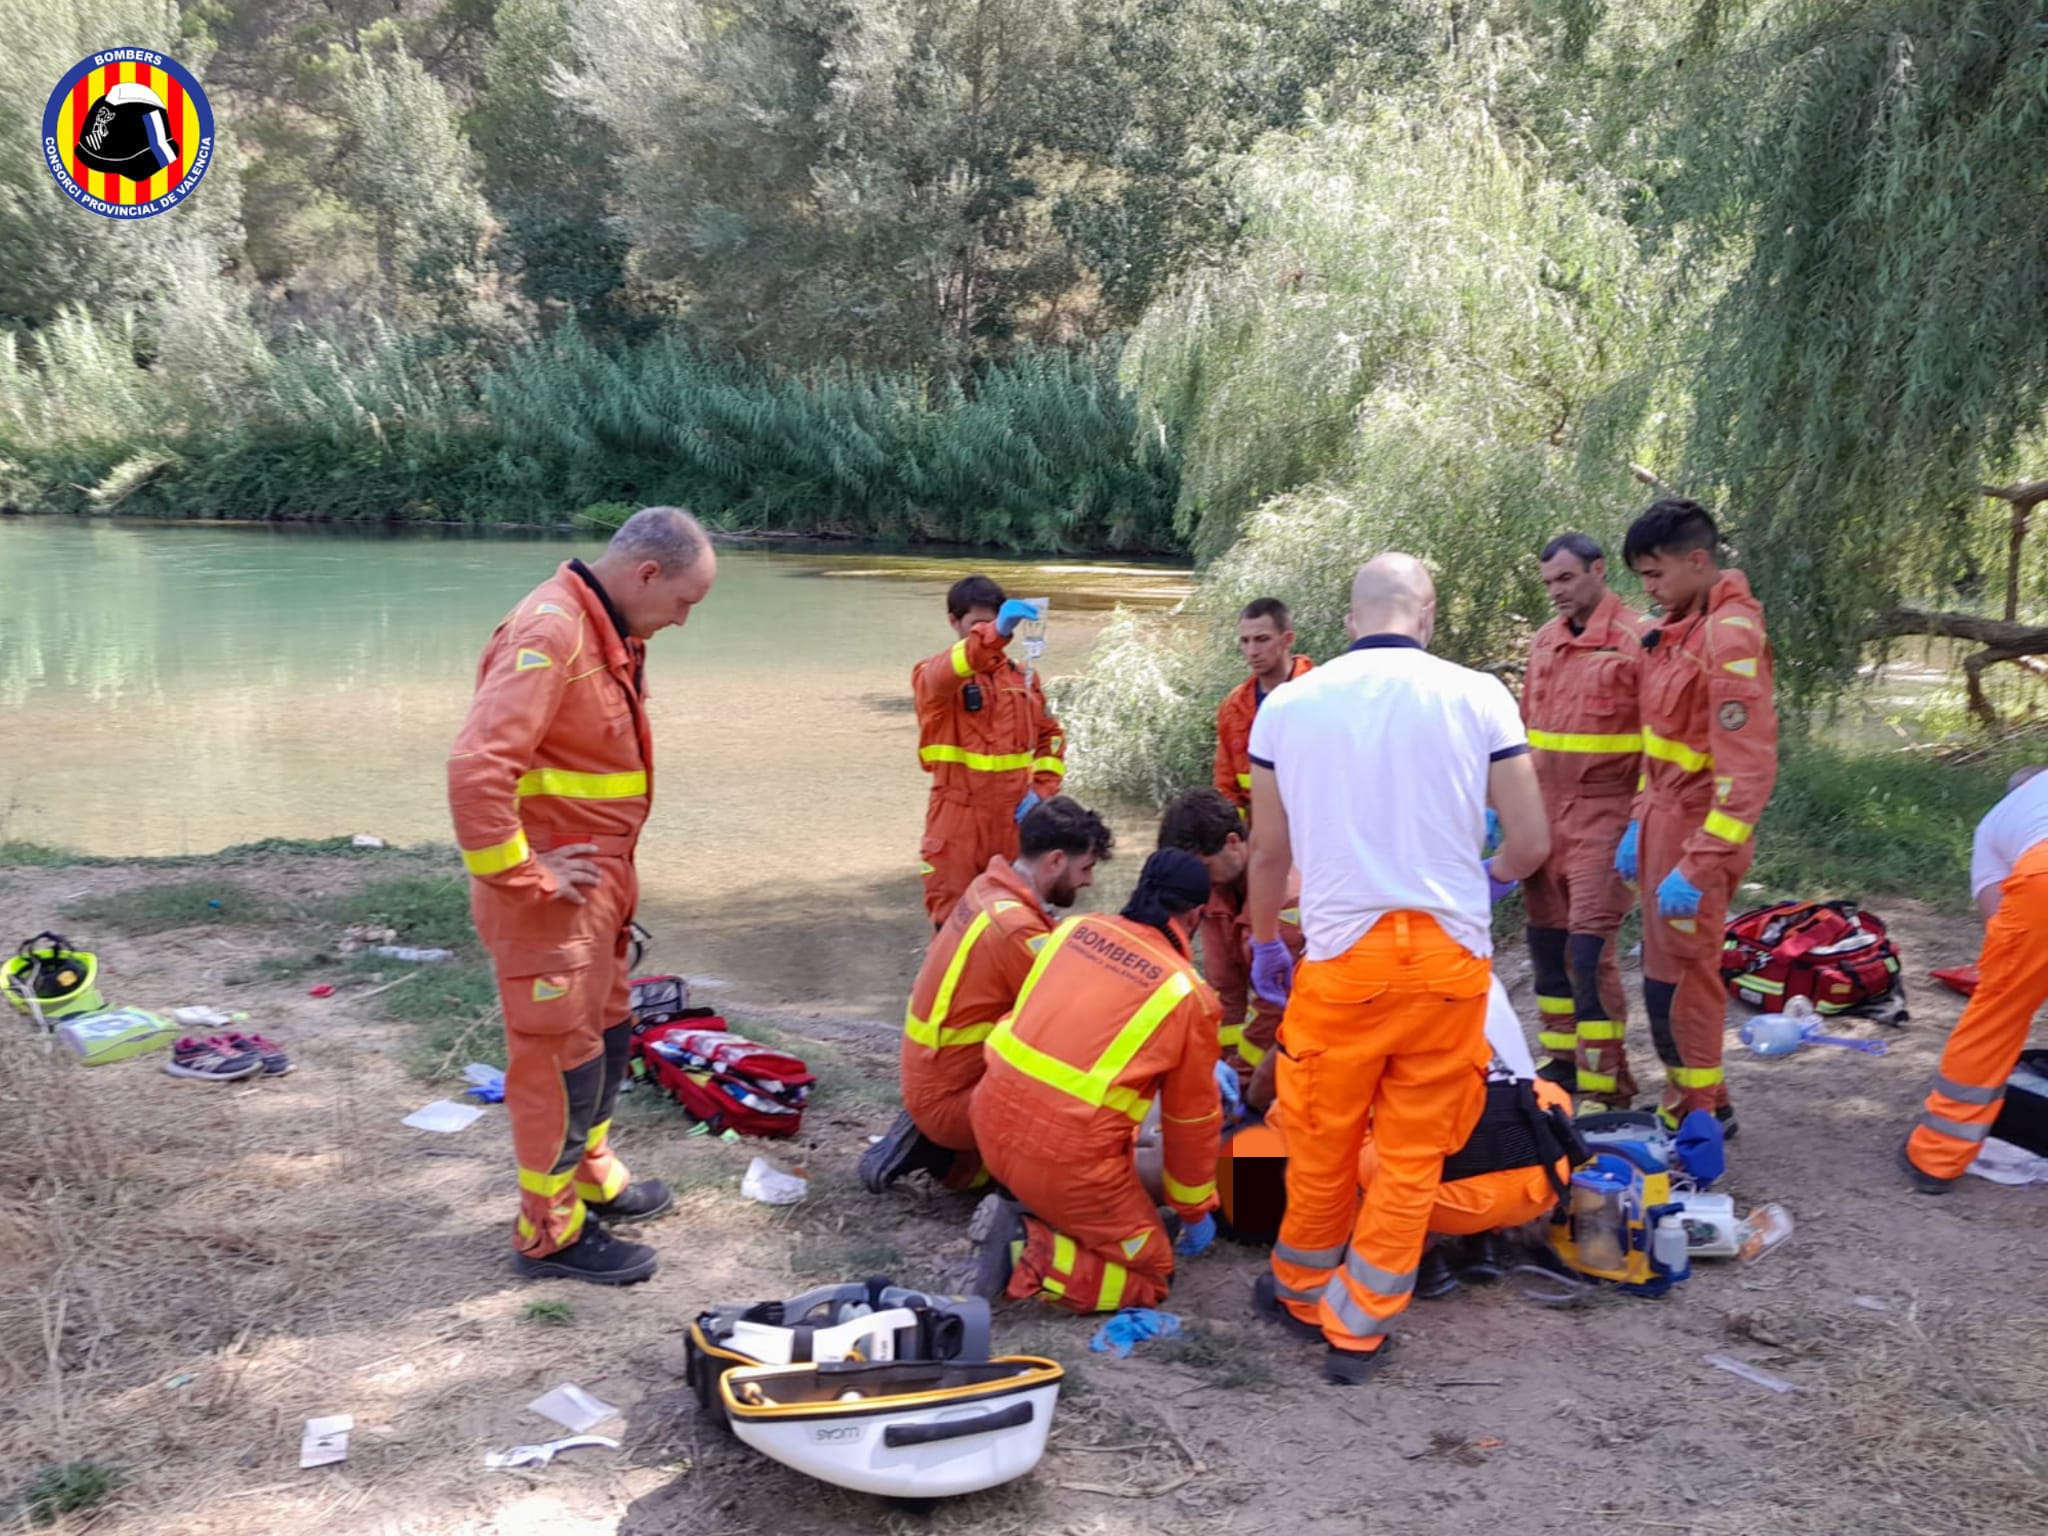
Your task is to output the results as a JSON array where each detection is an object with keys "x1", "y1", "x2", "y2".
[
  {"x1": 1670, "y1": 1065, "x2": 1723, "y2": 1089},
  {"x1": 1536, "y1": 993, "x2": 1576, "y2": 1054},
  {"x1": 1578, "y1": 1017, "x2": 1622, "y2": 1088},
  {"x1": 1098, "y1": 1261, "x2": 1128, "y2": 1312},
  {"x1": 519, "y1": 1166, "x2": 576, "y2": 1197}
]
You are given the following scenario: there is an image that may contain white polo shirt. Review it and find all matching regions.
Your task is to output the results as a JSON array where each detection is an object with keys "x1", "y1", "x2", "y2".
[
  {"x1": 1970, "y1": 771, "x2": 2048, "y2": 899},
  {"x1": 1248, "y1": 635, "x2": 1528, "y2": 961}
]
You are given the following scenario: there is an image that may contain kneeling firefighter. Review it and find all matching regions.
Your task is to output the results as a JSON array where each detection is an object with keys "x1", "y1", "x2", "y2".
[{"x1": 969, "y1": 849, "x2": 1224, "y2": 1312}]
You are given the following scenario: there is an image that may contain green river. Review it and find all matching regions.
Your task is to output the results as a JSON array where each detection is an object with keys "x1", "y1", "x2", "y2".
[{"x1": 0, "y1": 519, "x2": 1190, "y2": 1019}]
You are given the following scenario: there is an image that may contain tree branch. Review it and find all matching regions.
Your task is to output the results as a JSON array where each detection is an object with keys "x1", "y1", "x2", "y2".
[
  {"x1": 1872, "y1": 608, "x2": 2048, "y2": 725},
  {"x1": 1980, "y1": 478, "x2": 2048, "y2": 508}
]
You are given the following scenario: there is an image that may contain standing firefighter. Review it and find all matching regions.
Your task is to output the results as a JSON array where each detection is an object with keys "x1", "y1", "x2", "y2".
[
  {"x1": 1521, "y1": 533, "x2": 1648, "y2": 1106},
  {"x1": 913, "y1": 577, "x2": 1066, "y2": 925},
  {"x1": 1618, "y1": 499, "x2": 1777, "y2": 1135},
  {"x1": 1244, "y1": 555, "x2": 1550, "y2": 1384},
  {"x1": 1215, "y1": 598, "x2": 1313, "y2": 814},
  {"x1": 449, "y1": 508, "x2": 716, "y2": 1284},
  {"x1": 1902, "y1": 765, "x2": 2048, "y2": 1192},
  {"x1": 968, "y1": 850, "x2": 1224, "y2": 1313}
]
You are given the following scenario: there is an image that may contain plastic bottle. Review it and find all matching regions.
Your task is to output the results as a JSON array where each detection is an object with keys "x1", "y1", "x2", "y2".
[
  {"x1": 1735, "y1": 1202, "x2": 1795, "y2": 1262},
  {"x1": 1570, "y1": 1167, "x2": 1629, "y2": 1271},
  {"x1": 371, "y1": 946, "x2": 455, "y2": 963},
  {"x1": 1652, "y1": 1214, "x2": 1692, "y2": 1280},
  {"x1": 1738, "y1": 1011, "x2": 1804, "y2": 1056}
]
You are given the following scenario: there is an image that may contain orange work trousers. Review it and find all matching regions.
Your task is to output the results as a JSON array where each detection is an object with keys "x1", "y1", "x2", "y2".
[
  {"x1": 920, "y1": 801, "x2": 1019, "y2": 926},
  {"x1": 999, "y1": 1149, "x2": 1174, "y2": 1314},
  {"x1": 1524, "y1": 792, "x2": 1635, "y2": 1098},
  {"x1": 1269, "y1": 912, "x2": 1490, "y2": 1356},
  {"x1": 474, "y1": 855, "x2": 638, "y2": 1257},
  {"x1": 1908, "y1": 843, "x2": 2048, "y2": 1179},
  {"x1": 1640, "y1": 806, "x2": 1748, "y2": 1120},
  {"x1": 901, "y1": 1067, "x2": 988, "y2": 1191}
]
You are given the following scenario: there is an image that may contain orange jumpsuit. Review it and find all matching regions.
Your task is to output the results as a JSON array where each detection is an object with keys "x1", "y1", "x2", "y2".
[
  {"x1": 449, "y1": 562, "x2": 651, "y2": 1257},
  {"x1": 1636, "y1": 571, "x2": 1777, "y2": 1124},
  {"x1": 899, "y1": 857, "x2": 1052, "y2": 1188},
  {"x1": 1270, "y1": 912, "x2": 1492, "y2": 1356},
  {"x1": 1908, "y1": 840, "x2": 2048, "y2": 1179},
  {"x1": 1196, "y1": 878, "x2": 1305, "y2": 1084},
  {"x1": 972, "y1": 914, "x2": 1223, "y2": 1313},
  {"x1": 1521, "y1": 590, "x2": 1647, "y2": 1099},
  {"x1": 1215, "y1": 656, "x2": 1313, "y2": 811},
  {"x1": 913, "y1": 623, "x2": 1065, "y2": 924}
]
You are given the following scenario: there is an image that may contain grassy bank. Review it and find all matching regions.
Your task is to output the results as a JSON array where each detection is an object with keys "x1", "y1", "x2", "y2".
[{"x1": 0, "y1": 323, "x2": 1181, "y2": 553}]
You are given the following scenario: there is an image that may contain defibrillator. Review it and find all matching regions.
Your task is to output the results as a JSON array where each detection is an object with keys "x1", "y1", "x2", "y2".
[{"x1": 1550, "y1": 1151, "x2": 1689, "y2": 1295}]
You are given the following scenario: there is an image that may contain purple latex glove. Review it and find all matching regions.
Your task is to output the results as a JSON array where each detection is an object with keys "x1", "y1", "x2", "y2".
[
  {"x1": 1483, "y1": 857, "x2": 1519, "y2": 904},
  {"x1": 1250, "y1": 938, "x2": 1295, "y2": 1005}
]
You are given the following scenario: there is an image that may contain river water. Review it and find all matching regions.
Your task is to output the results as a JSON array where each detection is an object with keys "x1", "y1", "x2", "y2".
[{"x1": 0, "y1": 519, "x2": 1190, "y2": 1018}]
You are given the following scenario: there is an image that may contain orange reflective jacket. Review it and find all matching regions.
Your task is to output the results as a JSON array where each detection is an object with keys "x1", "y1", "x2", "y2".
[
  {"x1": 1214, "y1": 656, "x2": 1313, "y2": 808},
  {"x1": 903, "y1": 858, "x2": 1052, "y2": 1089},
  {"x1": 977, "y1": 914, "x2": 1223, "y2": 1220},
  {"x1": 1522, "y1": 589, "x2": 1646, "y2": 802},
  {"x1": 913, "y1": 623, "x2": 1064, "y2": 811},
  {"x1": 1637, "y1": 571, "x2": 1778, "y2": 871},
  {"x1": 448, "y1": 563, "x2": 651, "y2": 896}
]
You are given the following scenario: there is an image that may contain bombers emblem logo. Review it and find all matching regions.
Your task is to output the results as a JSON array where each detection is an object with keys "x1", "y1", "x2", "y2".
[{"x1": 42, "y1": 48, "x2": 215, "y2": 219}]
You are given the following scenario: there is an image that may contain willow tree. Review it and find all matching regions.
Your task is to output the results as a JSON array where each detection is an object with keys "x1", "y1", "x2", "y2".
[{"x1": 1659, "y1": 0, "x2": 2048, "y2": 714}]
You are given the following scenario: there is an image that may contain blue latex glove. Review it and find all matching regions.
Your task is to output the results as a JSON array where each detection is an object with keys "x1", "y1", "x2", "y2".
[
  {"x1": 1483, "y1": 808, "x2": 1502, "y2": 857},
  {"x1": 1213, "y1": 1059, "x2": 1244, "y2": 1122},
  {"x1": 1014, "y1": 789, "x2": 1043, "y2": 825},
  {"x1": 1483, "y1": 856, "x2": 1518, "y2": 904},
  {"x1": 1088, "y1": 1308, "x2": 1183, "y2": 1357},
  {"x1": 1615, "y1": 820, "x2": 1640, "y2": 882},
  {"x1": 1674, "y1": 1109, "x2": 1726, "y2": 1187},
  {"x1": 1175, "y1": 1213, "x2": 1217, "y2": 1257},
  {"x1": 1250, "y1": 938, "x2": 1295, "y2": 1005},
  {"x1": 995, "y1": 599, "x2": 1042, "y2": 638},
  {"x1": 1657, "y1": 866, "x2": 1703, "y2": 917}
]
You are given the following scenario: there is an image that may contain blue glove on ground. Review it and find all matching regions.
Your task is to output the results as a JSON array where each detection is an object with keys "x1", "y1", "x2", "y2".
[
  {"x1": 1250, "y1": 938, "x2": 1295, "y2": 1005},
  {"x1": 1015, "y1": 789, "x2": 1043, "y2": 825},
  {"x1": 995, "y1": 599, "x2": 1042, "y2": 638},
  {"x1": 1483, "y1": 808, "x2": 1502, "y2": 857},
  {"x1": 1213, "y1": 1059, "x2": 1244, "y2": 1122},
  {"x1": 1616, "y1": 820, "x2": 1641, "y2": 882},
  {"x1": 1657, "y1": 866, "x2": 1703, "y2": 917},
  {"x1": 1483, "y1": 856, "x2": 1518, "y2": 904},
  {"x1": 1674, "y1": 1109, "x2": 1726, "y2": 1186},
  {"x1": 1175, "y1": 1213, "x2": 1217, "y2": 1257},
  {"x1": 1089, "y1": 1308, "x2": 1184, "y2": 1357}
]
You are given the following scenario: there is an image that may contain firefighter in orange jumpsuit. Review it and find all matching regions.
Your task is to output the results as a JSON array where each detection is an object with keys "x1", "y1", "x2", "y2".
[
  {"x1": 913, "y1": 576, "x2": 1067, "y2": 925},
  {"x1": 1618, "y1": 499, "x2": 1777, "y2": 1135},
  {"x1": 1215, "y1": 597, "x2": 1313, "y2": 813},
  {"x1": 1520, "y1": 532, "x2": 1647, "y2": 1106},
  {"x1": 1903, "y1": 765, "x2": 2048, "y2": 1191},
  {"x1": 1156, "y1": 787, "x2": 1305, "y2": 1093},
  {"x1": 449, "y1": 508, "x2": 716, "y2": 1286},
  {"x1": 861, "y1": 798, "x2": 1116, "y2": 1194},
  {"x1": 968, "y1": 850, "x2": 1224, "y2": 1313}
]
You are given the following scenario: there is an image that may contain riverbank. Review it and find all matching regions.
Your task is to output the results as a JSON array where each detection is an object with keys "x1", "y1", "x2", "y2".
[{"x1": 3, "y1": 841, "x2": 2044, "y2": 1536}]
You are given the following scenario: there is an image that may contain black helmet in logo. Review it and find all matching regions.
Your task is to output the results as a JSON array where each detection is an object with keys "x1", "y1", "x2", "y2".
[{"x1": 74, "y1": 82, "x2": 179, "y2": 180}]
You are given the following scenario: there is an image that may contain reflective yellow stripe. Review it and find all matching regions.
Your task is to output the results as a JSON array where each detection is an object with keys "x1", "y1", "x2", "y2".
[
  {"x1": 1098, "y1": 1262, "x2": 1128, "y2": 1312},
  {"x1": 462, "y1": 829, "x2": 531, "y2": 876},
  {"x1": 1643, "y1": 728, "x2": 1712, "y2": 772},
  {"x1": 1536, "y1": 994, "x2": 1576, "y2": 1017},
  {"x1": 515, "y1": 768, "x2": 647, "y2": 800},
  {"x1": 1577, "y1": 1019, "x2": 1625, "y2": 1040},
  {"x1": 1734, "y1": 973, "x2": 1784, "y2": 995},
  {"x1": 1235, "y1": 772, "x2": 1252, "y2": 789},
  {"x1": 1670, "y1": 1064, "x2": 1724, "y2": 1088},
  {"x1": 1538, "y1": 1031, "x2": 1578, "y2": 1053},
  {"x1": 1579, "y1": 1071, "x2": 1618, "y2": 1092},
  {"x1": 1164, "y1": 1172, "x2": 1216, "y2": 1206},
  {"x1": 586, "y1": 1120, "x2": 611, "y2": 1151},
  {"x1": 1704, "y1": 809, "x2": 1753, "y2": 845},
  {"x1": 519, "y1": 1166, "x2": 575, "y2": 1197},
  {"x1": 517, "y1": 1203, "x2": 587, "y2": 1247},
  {"x1": 1528, "y1": 729, "x2": 1643, "y2": 754},
  {"x1": 1051, "y1": 1232, "x2": 1078, "y2": 1276},
  {"x1": 1032, "y1": 756, "x2": 1066, "y2": 776},
  {"x1": 919, "y1": 745, "x2": 1034, "y2": 772},
  {"x1": 904, "y1": 911, "x2": 996, "y2": 1049},
  {"x1": 950, "y1": 639, "x2": 973, "y2": 678},
  {"x1": 988, "y1": 921, "x2": 1193, "y2": 1122},
  {"x1": 1237, "y1": 1039, "x2": 1266, "y2": 1067},
  {"x1": 575, "y1": 1164, "x2": 629, "y2": 1202},
  {"x1": 1218, "y1": 1022, "x2": 1245, "y2": 1048}
]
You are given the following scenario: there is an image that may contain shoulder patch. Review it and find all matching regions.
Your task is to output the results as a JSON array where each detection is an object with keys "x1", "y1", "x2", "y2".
[
  {"x1": 1719, "y1": 615, "x2": 1754, "y2": 630},
  {"x1": 1715, "y1": 775, "x2": 1734, "y2": 803},
  {"x1": 1718, "y1": 700, "x2": 1749, "y2": 731},
  {"x1": 1721, "y1": 656, "x2": 1758, "y2": 678},
  {"x1": 515, "y1": 648, "x2": 553, "y2": 672},
  {"x1": 535, "y1": 602, "x2": 570, "y2": 618}
]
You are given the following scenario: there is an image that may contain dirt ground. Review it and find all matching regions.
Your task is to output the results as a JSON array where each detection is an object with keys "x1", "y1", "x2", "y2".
[{"x1": 2, "y1": 851, "x2": 2044, "y2": 1536}]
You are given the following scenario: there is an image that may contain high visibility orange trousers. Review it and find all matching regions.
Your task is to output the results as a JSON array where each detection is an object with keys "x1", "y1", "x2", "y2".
[
  {"x1": 1639, "y1": 807, "x2": 1748, "y2": 1119},
  {"x1": 1000, "y1": 1154, "x2": 1174, "y2": 1314},
  {"x1": 479, "y1": 859, "x2": 637, "y2": 1256},
  {"x1": 1525, "y1": 794, "x2": 1636, "y2": 1093},
  {"x1": 920, "y1": 801, "x2": 1019, "y2": 925},
  {"x1": 1908, "y1": 843, "x2": 2048, "y2": 1179},
  {"x1": 1269, "y1": 912, "x2": 1490, "y2": 1356}
]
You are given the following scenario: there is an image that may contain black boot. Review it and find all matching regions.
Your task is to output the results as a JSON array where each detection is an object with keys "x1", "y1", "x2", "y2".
[
  {"x1": 512, "y1": 1218, "x2": 659, "y2": 1286},
  {"x1": 1322, "y1": 1336, "x2": 1397, "y2": 1386},
  {"x1": 1416, "y1": 1240, "x2": 1462, "y2": 1300},
  {"x1": 860, "y1": 1110, "x2": 954, "y2": 1193},
  {"x1": 968, "y1": 1192, "x2": 1025, "y2": 1300},
  {"x1": 1458, "y1": 1231, "x2": 1512, "y2": 1284},
  {"x1": 1252, "y1": 1272, "x2": 1325, "y2": 1341},
  {"x1": 588, "y1": 1178, "x2": 675, "y2": 1224},
  {"x1": 1898, "y1": 1137, "x2": 1957, "y2": 1196}
]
